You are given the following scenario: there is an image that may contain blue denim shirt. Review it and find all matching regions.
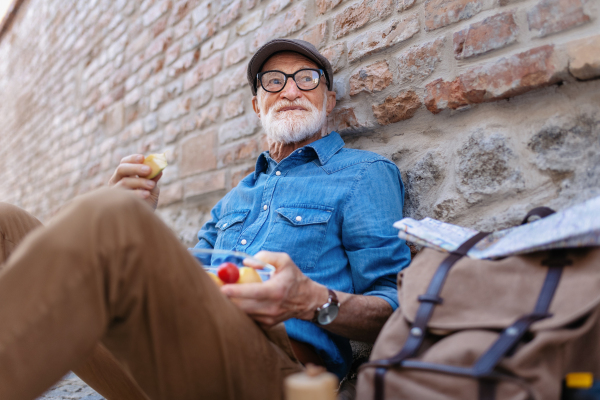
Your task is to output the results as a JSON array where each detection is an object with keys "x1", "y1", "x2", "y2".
[{"x1": 194, "y1": 131, "x2": 411, "y2": 379}]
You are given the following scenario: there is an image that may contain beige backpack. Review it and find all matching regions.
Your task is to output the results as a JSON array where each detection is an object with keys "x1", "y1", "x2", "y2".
[{"x1": 357, "y1": 210, "x2": 600, "y2": 400}]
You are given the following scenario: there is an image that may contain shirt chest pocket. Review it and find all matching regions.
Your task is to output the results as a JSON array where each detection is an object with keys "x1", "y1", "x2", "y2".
[
  {"x1": 264, "y1": 205, "x2": 334, "y2": 271},
  {"x1": 214, "y1": 210, "x2": 249, "y2": 250}
]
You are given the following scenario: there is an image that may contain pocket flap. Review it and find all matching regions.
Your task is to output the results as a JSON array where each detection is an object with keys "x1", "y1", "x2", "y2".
[
  {"x1": 276, "y1": 205, "x2": 334, "y2": 226},
  {"x1": 216, "y1": 210, "x2": 249, "y2": 230}
]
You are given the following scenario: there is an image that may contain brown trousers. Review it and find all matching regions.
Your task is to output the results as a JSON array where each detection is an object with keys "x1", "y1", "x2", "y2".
[{"x1": 0, "y1": 188, "x2": 302, "y2": 400}]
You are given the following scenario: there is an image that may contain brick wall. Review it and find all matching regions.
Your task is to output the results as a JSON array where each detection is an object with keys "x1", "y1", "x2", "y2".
[{"x1": 0, "y1": 0, "x2": 599, "y2": 247}]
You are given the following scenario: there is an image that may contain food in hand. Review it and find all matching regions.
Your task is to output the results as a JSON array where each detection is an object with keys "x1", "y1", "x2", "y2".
[
  {"x1": 207, "y1": 272, "x2": 224, "y2": 287},
  {"x1": 238, "y1": 267, "x2": 262, "y2": 283},
  {"x1": 217, "y1": 262, "x2": 240, "y2": 284},
  {"x1": 143, "y1": 153, "x2": 168, "y2": 179}
]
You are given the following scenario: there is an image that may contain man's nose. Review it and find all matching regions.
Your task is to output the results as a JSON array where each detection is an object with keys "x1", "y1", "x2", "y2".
[{"x1": 279, "y1": 77, "x2": 302, "y2": 101}]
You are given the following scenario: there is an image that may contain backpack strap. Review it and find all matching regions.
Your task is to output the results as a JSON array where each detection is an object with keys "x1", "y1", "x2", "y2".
[
  {"x1": 365, "y1": 231, "x2": 490, "y2": 400},
  {"x1": 520, "y1": 206, "x2": 556, "y2": 225}
]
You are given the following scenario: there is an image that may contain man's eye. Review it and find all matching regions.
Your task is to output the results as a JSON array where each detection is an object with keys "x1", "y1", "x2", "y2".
[
  {"x1": 269, "y1": 78, "x2": 282, "y2": 85},
  {"x1": 299, "y1": 76, "x2": 312, "y2": 82}
]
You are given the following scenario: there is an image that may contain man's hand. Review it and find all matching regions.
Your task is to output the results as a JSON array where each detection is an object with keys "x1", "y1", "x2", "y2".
[
  {"x1": 220, "y1": 251, "x2": 328, "y2": 328},
  {"x1": 108, "y1": 154, "x2": 162, "y2": 210}
]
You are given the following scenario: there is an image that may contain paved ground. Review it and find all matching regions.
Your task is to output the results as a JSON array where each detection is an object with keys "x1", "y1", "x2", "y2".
[{"x1": 37, "y1": 373, "x2": 103, "y2": 400}]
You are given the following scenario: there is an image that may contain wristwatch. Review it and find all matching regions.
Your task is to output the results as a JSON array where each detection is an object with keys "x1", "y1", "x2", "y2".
[{"x1": 312, "y1": 289, "x2": 340, "y2": 325}]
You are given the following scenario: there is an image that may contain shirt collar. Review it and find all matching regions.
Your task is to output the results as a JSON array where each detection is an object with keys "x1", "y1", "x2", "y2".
[{"x1": 254, "y1": 131, "x2": 345, "y2": 178}]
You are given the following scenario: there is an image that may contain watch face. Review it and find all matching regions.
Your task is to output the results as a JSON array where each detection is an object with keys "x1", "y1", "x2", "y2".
[{"x1": 317, "y1": 303, "x2": 339, "y2": 325}]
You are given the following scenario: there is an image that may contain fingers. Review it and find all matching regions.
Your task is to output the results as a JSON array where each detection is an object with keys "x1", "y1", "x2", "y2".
[
  {"x1": 253, "y1": 251, "x2": 295, "y2": 271},
  {"x1": 115, "y1": 177, "x2": 156, "y2": 192},
  {"x1": 120, "y1": 154, "x2": 145, "y2": 164},
  {"x1": 221, "y1": 282, "x2": 276, "y2": 300}
]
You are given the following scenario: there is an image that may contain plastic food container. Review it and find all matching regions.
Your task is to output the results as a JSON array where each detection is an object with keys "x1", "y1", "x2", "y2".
[{"x1": 188, "y1": 248, "x2": 276, "y2": 282}]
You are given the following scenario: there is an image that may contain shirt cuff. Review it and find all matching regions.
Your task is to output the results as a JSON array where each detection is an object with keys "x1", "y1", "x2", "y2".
[{"x1": 363, "y1": 287, "x2": 399, "y2": 311}]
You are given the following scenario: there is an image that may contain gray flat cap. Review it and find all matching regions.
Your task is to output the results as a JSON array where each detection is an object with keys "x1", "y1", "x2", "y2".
[{"x1": 246, "y1": 38, "x2": 334, "y2": 96}]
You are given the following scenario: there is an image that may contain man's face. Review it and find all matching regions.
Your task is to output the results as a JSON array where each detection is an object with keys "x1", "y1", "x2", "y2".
[{"x1": 252, "y1": 52, "x2": 336, "y2": 144}]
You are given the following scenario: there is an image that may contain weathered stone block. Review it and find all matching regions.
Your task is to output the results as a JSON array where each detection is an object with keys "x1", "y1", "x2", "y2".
[
  {"x1": 453, "y1": 12, "x2": 518, "y2": 60},
  {"x1": 195, "y1": 20, "x2": 217, "y2": 44},
  {"x1": 236, "y1": 10, "x2": 263, "y2": 36},
  {"x1": 145, "y1": 30, "x2": 173, "y2": 60},
  {"x1": 196, "y1": 105, "x2": 221, "y2": 128},
  {"x1": 218, "y1": 138, "x2": 260, "y2": 167},
  {"x1": 218, "y1": 0, "x2": 242, "y2": 28},
  {"x1": 566, "y1": 35, "x2": 600, "y2": 80},
  {"x1": 201, "y1": 31, "x2": 229, "y2": 60},
  {"x1": 265, "y1": 0, "x2": 292, "y2": 19},
  {"x1": 184, "y1": 170, "x2": 227, "y2": 199},
  {"x1": 223, "y1": 91, "x2": 246, "y2": 120},
  {"x1": 348, "y1": 16, "x2": 419, "y2": 63},
  {"x1": 143, "y1": 0, "x2": 172, "y2": 27},
  {"x1": 404, "y1": 151, "x2": 446, "y2": 219},
  {"x1": 218, "y1": 114, "x2": 260, "y2": 144},
  {"x1": 165, "y1": 43, "x2": 181, "y2": 66},
  {"x1": 232, "y1": 165, "x2": 257, "y2": 187},
  {"x1": 321, "y1": 42, "x2": 346, "y2": 73},
  {"x1": 424, "y1": 0, "x2": 483, "y2": 32},
  {"x1": 372, "y1": 91, "x2": 421, "y2": 125},
  {"x1": 158, "y1": 181, "x2": 184, "y2": 206},
  {"x1": 327, "y1": 107, "x2": 365, "y2": 133},
  {"x1": 297, "y1": 22, "x2": 328, "y2": 50},
  {"x1": 184, "y1": 53, "x2": 222, "y2": 91},
  {"x1": 180, "y1": 130, "x2": 217, "y2": 176},
  {"x1": 527, "y1": 0, "x2": 590, "y2": 37},
  {"x1": 397, "y1": 38, "x2": 444, "y2": 84},
  {"x1": 398, "y1": 0, "x2": 416, "y2": 11},
  {"x1": 349, "y1": 60, "x2": 393, "y2": 96},
  {"x1": 214, "y1": 64, "x2": 247, "y2": 97},
  {"x1": 333, "y1": 0, "x2": 393, "y2": 39},
  {"x1": 457, "y1": 132, "x2": 524, "y2": 204},
  {"x1": 224, "y1": 41, "x2": 247, "y2": 68},
  {"x1": 316, "y1": 0, "x2": 344, "y2": 15},
  {"x1": 192, "y1": 1, "x2": 212, "y2": 25},
  {"x1": 168, "y1": 49, "x2": 199, "y2": 78},
  {"x1": 250, "y1": 5, "x2": 306, "y2": 51}
]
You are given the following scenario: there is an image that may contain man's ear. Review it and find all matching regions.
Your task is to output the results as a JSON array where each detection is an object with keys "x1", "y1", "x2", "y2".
[
  {"x1": 325, "y1": 90, "x2": 336, "y2": 116},
  {"x1": 252, "y1": 95, "x2": 261, "y2": 118}
]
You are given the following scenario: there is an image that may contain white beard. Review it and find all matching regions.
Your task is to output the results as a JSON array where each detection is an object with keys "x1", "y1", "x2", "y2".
[{"x1": 259, "y1": 96, "x2": 327, "y2": 145}]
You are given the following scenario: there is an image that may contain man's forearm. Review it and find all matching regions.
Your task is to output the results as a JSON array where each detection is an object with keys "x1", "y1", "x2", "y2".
[{"x1": 311, "y1": 283, "x2": 393, "y2": 343}]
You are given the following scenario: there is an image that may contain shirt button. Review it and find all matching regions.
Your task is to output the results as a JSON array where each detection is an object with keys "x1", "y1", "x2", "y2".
[
  {"x1": 222, "y1": 223, "x2": 227, "y2": 228},
  {"x1": 276, "y1": 171, "x2": 281, "y2": 176},
  {"x1": 241, "y1": 239, "x2": 247, "y2": 245},
  {"x1": 296, "y1": 216, "x2": 302, "y2": 222},
  {"x1": 263, "y1": 205, "x2": 268, "y2": 211},
  {"x1": 298, "y1": 150, "x2": 303, "y2": 153}
]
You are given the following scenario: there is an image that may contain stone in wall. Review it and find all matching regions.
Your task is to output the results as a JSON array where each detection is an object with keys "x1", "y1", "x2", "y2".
[
  {"x1": 456, "y1": 131, "x2": 524, "y2": 204},
  {"x1": 404, "y1": 151, "x2": 446, "y2": 220}
]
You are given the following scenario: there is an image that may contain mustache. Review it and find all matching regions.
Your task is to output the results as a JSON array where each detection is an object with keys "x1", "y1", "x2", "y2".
[{"x1": 270, "y1": 98, "x2": 317, "y2": 113}]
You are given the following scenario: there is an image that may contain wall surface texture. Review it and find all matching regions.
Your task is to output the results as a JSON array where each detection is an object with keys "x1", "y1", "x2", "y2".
[{"x1": 0, "y1": 0, "x2": 599, "y2": 249}]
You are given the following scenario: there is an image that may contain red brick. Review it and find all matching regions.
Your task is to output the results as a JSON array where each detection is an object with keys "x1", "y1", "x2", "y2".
[
  {"x1": 195, "y1": 20, "x2": 217, "y2": 44},
  {"x1": 527, "y1": 0, "x2": 590, "y2": 37},
  {"x1": 397, "y1": 38, "x2": 444, "y2": 84},
  {"x1": 424, "y1": 0, "x2": 483, "y2": 32},
  {"x1": 399, "y1": 0, "x2": 416, "y2": 11},
  {"x1": 232, "y1": 165, "x2": 256, "y2": 187},
  {"x1": 196, "y1": 105, "x2": 221, "y2": 128},
  {"x1": 424, "y1": 45, "x2": 564, "y2": 114},
  {"x1": 145, "y1": 30, "x2": 173, "y2": 60},
  {"x1": 218, "y1": 0, "x2": 243, "y2": 27},
  {"x1": 372, "y1": 91, "x2": 421, "y2": 125},
  {"x1": 566, "y1": 35, "x2": 600, "y2": 80},
  {"x1": 333, "y1": 0, "x2": 393, "y2": 39},
  {"x1": 327, "y1": 107, "x2": 363, "y2": 133},
  {"x1": 143, "y1": 0, "x2": 172, "y2": 26},
  {"x1": 165, "y1": 42, "x2": 181, "y2": 66},
  {"x1": 184, "y1": 170, "x2": 227, "y2": 199},
  {"x1": 219, "y1": 138, "x2": 259, "y2": 167},
  {"x1": 192, "y1": 1, "x2": 212, "y2": 25},
  {"x1": 214, "y1": 64, "x2": 247, "y2": 97},
  {"x1": 180, "y1": 130, "x2": 218, "y2": 176},
  {"x1": 251, "y1": 5, "x2": 306, "y2": 51},
  {"x1": 184, "y1": 53, "x2": 222, "y2": 91},
  {"x1": 348, "y1": 16, "x2": 419, "y2": 63},
  {"x1": 349, "y1": 60, "x2": 393, "y2": 96},
  {"x1": 168, "y1": 49, "x2": 200, "y2": 78},
  {"x1": 265, "y1": 0, "x2": 291, "y2": 19},
  {"x1": 173, "y1": 16, "x2": 193, "y2": 39},
  {"x1": 316, "y1": 0, "x2": 344, "y2": 15},
  {"x1": 321, "y1": 43, "x2": 346, "y2": 73},
  {"x1": 223, "y1": 91, "x2": 246, "y2": 120},
  {"x1": 158, "y1": 182, "x2": 183, "y2": 206},
  {"x1": 218, "y1": 114, "x2": 260, "y2": 144},
  {"x1": 236, "y1": 10, "x2": 263, "y2": 36},
  {"x1": 454, "y1": 12, "x2": 518, "y2": 60},
  {"x1": 224, "y1": 41, "x2": 247, "y2": 68},
  {"x1": 297, "y1": 22, "x2": 328, "y2": 50},
  {"x1": 201, "y1": 31, "x2": 229, "y2": 59}
]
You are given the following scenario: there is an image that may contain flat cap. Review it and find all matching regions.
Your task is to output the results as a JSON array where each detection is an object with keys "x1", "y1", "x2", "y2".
[{"x1": 246, "y1": 38, "x2": 334, "y2": 96}]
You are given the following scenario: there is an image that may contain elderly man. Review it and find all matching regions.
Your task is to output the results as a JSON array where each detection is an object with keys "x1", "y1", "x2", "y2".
[{"x1": 0, "y1": 39, "x2": 410, "y2": 400}]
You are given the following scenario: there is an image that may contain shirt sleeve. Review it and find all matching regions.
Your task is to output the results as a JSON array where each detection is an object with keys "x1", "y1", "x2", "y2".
[
  {"x1": 340, "y1": 160, "x2": 411, "y2": 310},
  {"x1": 194, "y1": 197, "x2": 223, "y2": 250}
]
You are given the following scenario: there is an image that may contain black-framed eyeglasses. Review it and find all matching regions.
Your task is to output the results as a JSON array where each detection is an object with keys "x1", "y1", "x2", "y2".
[{"x1": 257, "y1": 68, "x2": 325, "y2": 93}]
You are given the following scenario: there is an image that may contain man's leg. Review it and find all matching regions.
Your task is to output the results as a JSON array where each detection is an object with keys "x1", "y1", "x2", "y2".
[
  {"x1": 0, "y1": 202, "x2": 152, "y2": 400},
  {"x1": 0, "y1": 188, "x2": 301, "y2": 400}
]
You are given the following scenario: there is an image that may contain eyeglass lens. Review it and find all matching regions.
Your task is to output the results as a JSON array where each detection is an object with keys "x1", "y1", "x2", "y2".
[{"x1": 261, "y1": 69, "x2": 321, "y2": 92}]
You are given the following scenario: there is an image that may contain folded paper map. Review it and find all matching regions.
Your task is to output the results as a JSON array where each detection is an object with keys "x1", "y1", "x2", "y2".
[{"x1": 394, "y1": 195, "x2": 600, "y2": 259}]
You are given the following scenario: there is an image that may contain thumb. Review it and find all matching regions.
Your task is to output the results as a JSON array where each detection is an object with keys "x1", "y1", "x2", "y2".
[{"x1": 253, "y1": 251, "x2": 293, "y2": 272}]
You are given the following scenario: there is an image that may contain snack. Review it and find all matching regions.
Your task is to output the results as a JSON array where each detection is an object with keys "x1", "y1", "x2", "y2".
[
  {"x1": 238, "y1": 267, "x2": 262, "y2": 283},
  {"x1": 143, "y1": 153, "x2": 168, "y2": 179},
  {"x1": 217, "y1": 262, "x2": 240, "y2": 284},
  {"x1": 207, "y1": 272, "x2": 224, "y2": 287}
]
